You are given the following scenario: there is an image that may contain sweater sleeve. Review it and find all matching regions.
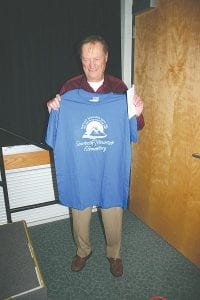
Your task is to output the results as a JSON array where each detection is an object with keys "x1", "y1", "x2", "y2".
[{"x1": 136, "y1": 114, "x2": 145, "y2": 130}]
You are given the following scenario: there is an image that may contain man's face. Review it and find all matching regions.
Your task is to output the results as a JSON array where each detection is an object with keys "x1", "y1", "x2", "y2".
[{"x1": 81, "y1": 41, "x2": 108, "y2": 82}]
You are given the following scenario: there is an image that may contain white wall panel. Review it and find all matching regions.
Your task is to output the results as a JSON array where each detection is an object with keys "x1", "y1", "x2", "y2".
[
  {"x1": 6, "y1": 165, "x2": 56, "y2": 208},
  {"x1": 11, "y1": 204, "x2": 69, "y2": 227}
]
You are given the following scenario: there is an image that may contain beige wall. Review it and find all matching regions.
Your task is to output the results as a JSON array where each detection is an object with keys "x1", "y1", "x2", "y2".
[{"x1": 130, "y1": 0, "x2": 200, "y2": 267}]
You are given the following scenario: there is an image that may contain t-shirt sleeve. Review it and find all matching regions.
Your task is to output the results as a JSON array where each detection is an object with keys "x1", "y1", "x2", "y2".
[
  {"x1": 129, "y1": 116, "x2": 138, "y2": 143},
  {"x1": 45, "y1": 110, "x2": 59, "y2": 149}
]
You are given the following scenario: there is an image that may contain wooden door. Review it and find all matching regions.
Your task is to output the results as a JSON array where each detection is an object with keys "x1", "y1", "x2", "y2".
[{"x1": 130, "y1": 0, "x2": 200, "y2": 267}]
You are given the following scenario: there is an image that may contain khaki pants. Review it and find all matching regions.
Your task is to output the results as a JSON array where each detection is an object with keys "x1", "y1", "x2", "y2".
[{"x1": 71, "y1": 207, "x2": 123, "y2": 258}]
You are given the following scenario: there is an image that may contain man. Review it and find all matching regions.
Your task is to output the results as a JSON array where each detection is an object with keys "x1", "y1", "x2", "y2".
[{"x1": 46, "y1": 35, "x2": 144, "y2": 277}]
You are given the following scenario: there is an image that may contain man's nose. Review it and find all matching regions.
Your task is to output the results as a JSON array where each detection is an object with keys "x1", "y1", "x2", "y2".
[{"x1": 89, "y1": 59, "x2": 96, "y2": 67}]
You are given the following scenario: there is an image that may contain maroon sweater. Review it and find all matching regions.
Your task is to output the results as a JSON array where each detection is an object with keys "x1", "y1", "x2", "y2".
[{"x1": 59, "y1": 73, "x2": 145, "y2": 130}]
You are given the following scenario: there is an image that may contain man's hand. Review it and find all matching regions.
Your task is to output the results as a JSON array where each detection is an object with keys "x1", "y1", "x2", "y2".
[
  {"x1": 133, "y1": 95, "x2": 144, "y2": 117},
  {"x1": 47, "y1": 94, "x2": 61, "y2": 113}
]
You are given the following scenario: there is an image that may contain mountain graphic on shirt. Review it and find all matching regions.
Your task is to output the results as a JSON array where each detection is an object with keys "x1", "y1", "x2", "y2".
[{"x1": 82, "y1": 120, "x2": 107, "y2": 139}]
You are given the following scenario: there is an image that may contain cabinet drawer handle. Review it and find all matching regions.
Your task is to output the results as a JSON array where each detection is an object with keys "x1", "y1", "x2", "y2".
[{"x1": 192, "y1": 153, "x2": 200, "y2": 159}]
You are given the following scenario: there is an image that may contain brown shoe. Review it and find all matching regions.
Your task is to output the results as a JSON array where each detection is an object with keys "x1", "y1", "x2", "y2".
[
  {"x1": 71, "y1": 252, "x2": 92, "y2": 272},
  {"x1": 108, "y1": 258, "x2": 123, "y2": 277}
]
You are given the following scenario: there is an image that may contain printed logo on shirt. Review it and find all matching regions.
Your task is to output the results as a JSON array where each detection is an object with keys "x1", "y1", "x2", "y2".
[
  {"x1": 76, "y1": 116, "x2": 114, "y2": 152},
  {"x1": 82, "y1": 116, "x2": 107, "y2": 139}
]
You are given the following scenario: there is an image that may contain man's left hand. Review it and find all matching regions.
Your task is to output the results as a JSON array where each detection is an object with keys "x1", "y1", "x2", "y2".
[{"x1": 133, "y1": 95, "x2": 144, "y2": 116}]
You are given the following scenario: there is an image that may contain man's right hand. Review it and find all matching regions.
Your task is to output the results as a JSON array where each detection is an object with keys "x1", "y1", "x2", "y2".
[{"x1": 47, "y1": 94, "x2": 61, "y2": 113}]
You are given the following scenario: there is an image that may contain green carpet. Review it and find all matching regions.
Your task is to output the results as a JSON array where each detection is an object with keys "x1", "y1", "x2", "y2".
[{"x1": 29, "y1": 210, "x2": 200, "y2": 300}]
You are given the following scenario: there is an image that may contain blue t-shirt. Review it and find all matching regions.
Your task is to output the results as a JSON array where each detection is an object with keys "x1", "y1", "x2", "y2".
[{"x1": 45, "y1": 89, "x2": 138, "y2": 210}]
